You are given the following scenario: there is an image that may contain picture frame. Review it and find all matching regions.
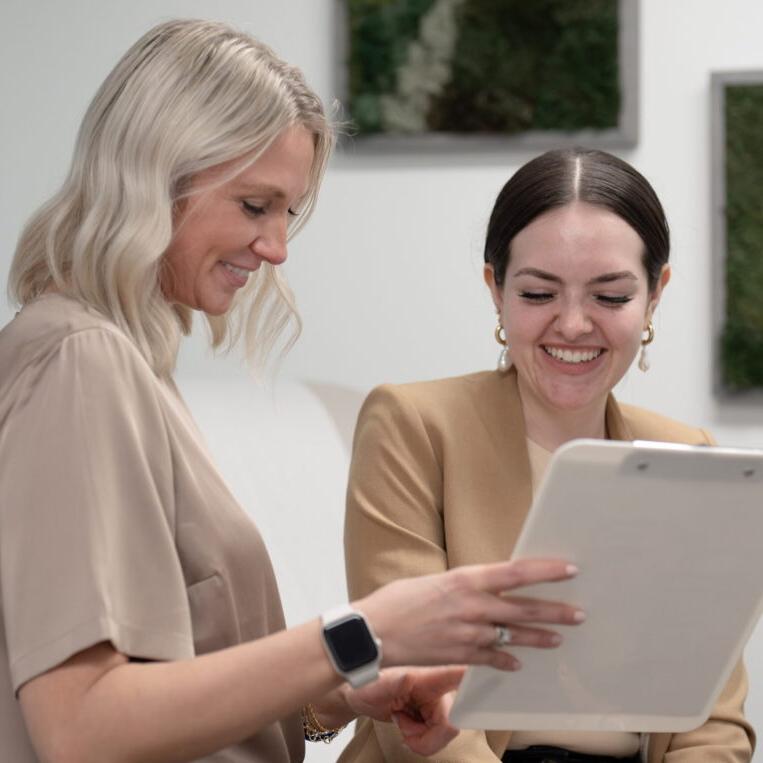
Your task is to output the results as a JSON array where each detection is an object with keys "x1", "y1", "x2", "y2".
[
  {"x1": 336, "y1": 0, "x2": 639, "y2": 153},
  {"x1": 711, "y1": 71, "x2": 763, "y2": 396}
]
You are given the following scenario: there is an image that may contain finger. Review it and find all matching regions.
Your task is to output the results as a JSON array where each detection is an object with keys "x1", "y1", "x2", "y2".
[
  {"x1": 468, "y1": 588, "x2": 583, "y2": 627},
  {"x1": 492, "y1": 595, "x2": 586, "y2": 626},
  {"x1": 394, "y1": 711, "x2": 429, "y2": 736},
  {"x1": 400, "y1": 723, "x2": 460, "y2": 757},
  {"x1": 466, "y1": 558, "x2": 578, "y2": 593},
  {"x1": 469, "y1": 647, "x2": 522, "y2": 671},
  {"x1": 476, "y1": 623, "x2": 564, "y2": 650},
  {"x1": 395, "y1": 700, "x2": 460, "y2": 757},
  {"x1": 406, "y1": 666, "x2": 465, "y2": 697},
  {"x1": 401, "y1": 725, "x2": 460, "y2": 757}
]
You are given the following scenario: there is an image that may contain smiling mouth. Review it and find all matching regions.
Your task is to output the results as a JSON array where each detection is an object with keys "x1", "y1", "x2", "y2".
[
  {"x1": 543, "y1": 346, "x2": 603, "y2": 364},
  {"x1": 221, "y1": 261, "x2": 253, "y2": 279}
]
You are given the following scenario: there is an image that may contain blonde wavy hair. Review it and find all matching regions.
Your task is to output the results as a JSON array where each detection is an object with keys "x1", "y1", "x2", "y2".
[{"x1": 9, "y1": 19, "x2": 334, "y2": 377}]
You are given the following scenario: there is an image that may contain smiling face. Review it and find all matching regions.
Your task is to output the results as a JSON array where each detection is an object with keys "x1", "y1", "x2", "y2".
[
  {"x1": 486, "y1": 201, "x2": 670, "y2": 419},
  {"x1": 161, "y1": 125, "x2": 315, "y2": 315}
]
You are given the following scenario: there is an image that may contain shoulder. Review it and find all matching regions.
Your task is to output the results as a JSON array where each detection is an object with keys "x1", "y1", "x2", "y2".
[
  {"x1": 617, "y1": 402, "x2": 713, "y2": 445},
  {"x1": 2, "y1": 294, "x2": 147, "y2": 369},
  {"x1": 367, "y1": 370, "x2": 503, "y2": 408},
  {"x1": 0, "y1": 294, "x2": 158, "y2": 408},
  {"x1": 356, "y1": 370, "x2": 519, "y2": 449},
  {"x1": 362, "y1": 370, "x2": 503, "y2": 420}
]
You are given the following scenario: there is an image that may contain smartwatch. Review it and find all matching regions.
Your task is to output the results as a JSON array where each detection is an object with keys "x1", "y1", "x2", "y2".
[{"x1": 321, "y1": 604, "x2": 382, "y2": 688}]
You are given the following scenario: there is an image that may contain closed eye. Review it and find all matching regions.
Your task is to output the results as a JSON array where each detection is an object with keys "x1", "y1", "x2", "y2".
[
  {"x1": 242, "y1": 201, "x2": 266, "y2": 217},
  {"x1": 596, "y1": 295, "x2": 633, "y2": 306},
  {"x1": 519, "y1": 291, "x2": 554, "y2": 303},
  {"x1": 243, "y1": 201, "x2": 301, "y2": 219}
]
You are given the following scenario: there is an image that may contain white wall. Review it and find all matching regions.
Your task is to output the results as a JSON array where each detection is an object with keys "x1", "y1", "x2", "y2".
[{"x1": 1, "y1": 1, "x2": 761, "y2": 758}]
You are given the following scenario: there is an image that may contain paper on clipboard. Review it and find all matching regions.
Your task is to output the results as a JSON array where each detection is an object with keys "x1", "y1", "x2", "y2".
[{"x1": 449, "y1": 439, "x2": 763, "y2": 732}]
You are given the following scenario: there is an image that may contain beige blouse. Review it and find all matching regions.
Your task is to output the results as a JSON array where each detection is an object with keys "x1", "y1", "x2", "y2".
[
  {"x1": 505, "y1": 438, "x2": 640, "y2": 757},
  {"x1": 0, "y1": 294, "x2": 302, "y2": 762}
]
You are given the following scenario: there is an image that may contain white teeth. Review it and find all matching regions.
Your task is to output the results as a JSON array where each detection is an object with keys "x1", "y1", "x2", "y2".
[
  {"x1": 544, "y1": 346, "x2": 602, "y2": 364},
  {"x1": 222, "y1": 262, "x2": 250, "y2": 279}
]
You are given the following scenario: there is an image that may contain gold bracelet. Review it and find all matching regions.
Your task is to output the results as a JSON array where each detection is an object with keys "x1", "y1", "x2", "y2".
[{"x1": 301, "y1": 703, "x2": 346, "y2": 743}]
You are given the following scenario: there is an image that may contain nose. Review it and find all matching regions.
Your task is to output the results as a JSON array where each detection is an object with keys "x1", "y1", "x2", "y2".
[
  {"x1": 555, "y1": 298, "x2": 593, "y2": 340},
  {"x1": 250, "y1": 214, "x2": 288, "y2": 265}
]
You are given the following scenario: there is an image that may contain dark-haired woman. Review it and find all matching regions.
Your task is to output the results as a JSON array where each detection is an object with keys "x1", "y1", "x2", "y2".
[{"x1": 342, "y1": 149, "x2": 754, "y2": 763}]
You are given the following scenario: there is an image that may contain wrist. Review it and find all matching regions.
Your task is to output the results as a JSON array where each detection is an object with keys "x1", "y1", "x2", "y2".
[
  {"x1": 320, "y1": 604, "x2": 382, "y2": 688},
  {"x1": 309, "y1": 685, "x2": 355, "y2": 729},
  {"x1": 354, "y1": 596, "x2": 395, "y2": 668}
]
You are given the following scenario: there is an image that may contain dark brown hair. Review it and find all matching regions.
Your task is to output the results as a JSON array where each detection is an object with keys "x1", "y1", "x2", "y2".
[{"x1": 484, "y1": 148, "x2": 670, "y2": 292}]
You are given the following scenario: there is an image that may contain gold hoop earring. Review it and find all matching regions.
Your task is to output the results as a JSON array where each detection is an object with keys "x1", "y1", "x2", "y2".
[
  {"x1": 638, "y1": 321, "x2": 655, "y2": 372},
  {"x1": 494, "y1": 320, "x2": 511, "y2": 373}
]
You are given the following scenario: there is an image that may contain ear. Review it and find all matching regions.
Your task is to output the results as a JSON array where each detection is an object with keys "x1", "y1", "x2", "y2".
[
  {"x1": 483, "y1": 264, "x2": 504, "y2": 313},
  {"x1": 646, "y1": 264, "x2": 671, "y2": 321}
]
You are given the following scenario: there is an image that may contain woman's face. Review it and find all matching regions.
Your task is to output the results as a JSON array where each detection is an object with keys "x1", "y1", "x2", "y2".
[
  {"x1": 161, "y1": 125, "x2": 315, "y2": 315},
  {"x1": 486, "y1": 201, "x2": 670, "y2": 416}
]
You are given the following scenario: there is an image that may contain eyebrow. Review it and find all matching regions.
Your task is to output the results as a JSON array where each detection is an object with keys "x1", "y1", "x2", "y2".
[
  {"x1": 234, "y1": 182, "x2": 288, "y2": 199},
  {"x1": 512, "y1": 267, "x2": 639, "y2": 285}
]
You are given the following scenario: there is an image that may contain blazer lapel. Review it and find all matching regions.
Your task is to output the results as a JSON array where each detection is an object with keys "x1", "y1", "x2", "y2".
[{"x1": 456, "y1": 368, "x2": 534, "y2": 564}]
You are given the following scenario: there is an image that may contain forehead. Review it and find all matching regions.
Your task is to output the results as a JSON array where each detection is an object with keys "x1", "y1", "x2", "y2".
[
  {"x1": 197, "y1": 125, "x2": 316, "y2": 199},
  {"x1": 509, "y1": 202, "x2": 646, "y2": 277}
]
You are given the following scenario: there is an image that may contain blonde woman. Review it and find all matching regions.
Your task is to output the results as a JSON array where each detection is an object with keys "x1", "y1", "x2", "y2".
[{"x1": 0, "y1": 20, "x2": 583, "y2": 763}]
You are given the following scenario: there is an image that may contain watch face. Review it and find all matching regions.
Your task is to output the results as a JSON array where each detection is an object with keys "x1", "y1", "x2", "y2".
[{"x1": 324, "y1": 615, "x2": 379, "y2": 672}]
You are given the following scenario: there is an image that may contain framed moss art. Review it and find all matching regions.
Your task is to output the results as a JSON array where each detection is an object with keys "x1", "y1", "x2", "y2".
[
  {"x1": 338, "y1": 0, "x2": 638, "y2": 150},
  {"x1": 712, "y1": 72, "x2": 763, "y2": 395}
]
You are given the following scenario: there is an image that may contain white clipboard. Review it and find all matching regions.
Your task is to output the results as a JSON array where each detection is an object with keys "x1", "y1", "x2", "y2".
[{"x1": 450, "y1": 439, "x2": 763, "y2": 733}]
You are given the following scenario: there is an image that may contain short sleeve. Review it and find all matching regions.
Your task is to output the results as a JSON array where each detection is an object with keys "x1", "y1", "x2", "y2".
[{"x1": 0, "y1": 328, "x2": 194, "y2": 692}]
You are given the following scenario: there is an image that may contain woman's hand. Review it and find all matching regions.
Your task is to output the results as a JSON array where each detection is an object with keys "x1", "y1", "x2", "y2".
[
  {"x1": 313, "y1": 666, "x2": 464, "y2": 756},
  {"x1": 347, "y1": 666, "x2": 463, "y2": 755},
  {"x1": 357, "y1": 558, "x2": 583, "y2": 670}
]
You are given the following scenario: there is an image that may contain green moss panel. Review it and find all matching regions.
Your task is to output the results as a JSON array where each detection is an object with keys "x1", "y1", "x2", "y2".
[
  {"x1": 347, "y1": 0, "x2": 620, "y2": 135},
  {"x1": 348, "y1": 0, "x2": 439, "y2": 132},
  {"x1": 431, "y1": 0, "x2": 619, "y2": 133},
  {"x1": 722, "y1": 84, "x2": 763, "y2": 391}
]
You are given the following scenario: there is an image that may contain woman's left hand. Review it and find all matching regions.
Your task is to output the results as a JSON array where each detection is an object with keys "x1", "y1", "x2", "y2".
[{"x1": 343, "y1": 666, "x2": 464, "y2": 755}]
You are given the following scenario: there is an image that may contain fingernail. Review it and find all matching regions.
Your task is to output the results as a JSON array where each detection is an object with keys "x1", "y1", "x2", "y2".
[
  {"x1": 549, "y1": 633, "x2": 562, "y2": 646},
  {"x1": 566, "y1": 564, "x2": 579, "y2": 576},
  {"x1": 573, "y1": 609, "x2": 587, "y2": 623},
  {"x1": 511, "y1": 657, "x2": 522, "y2": 670},
  {"x1": 391, "y1": 713, "x2": 401, "y2": 728}
]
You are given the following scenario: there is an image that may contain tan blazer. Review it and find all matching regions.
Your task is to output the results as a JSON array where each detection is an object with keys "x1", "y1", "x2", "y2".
[{"x1": 341, "y1": 369, "x2": 754, "y2": 763}]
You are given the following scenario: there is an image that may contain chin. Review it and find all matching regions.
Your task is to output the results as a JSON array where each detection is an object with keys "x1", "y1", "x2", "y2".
[
  {"x1": 202, "y1": 304, "x2": 231, "y2": 316},
  {"x1": 539, "y1": 382, "x2": 609, "y2": 413},
  {"x1": 198, "y1": 294, "x2": 236, "y2": 316}
]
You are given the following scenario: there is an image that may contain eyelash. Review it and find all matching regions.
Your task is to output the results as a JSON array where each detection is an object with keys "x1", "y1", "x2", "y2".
[
  {"x1": 519, "y1": 291, "x2": 553, "y2": 303},
  {"x1": 597, "y1": 295, "x2": 633, "y2": 305},
  {"x1": 242, "y1": 201, "x2": 300, "y2": 218},
  {"x1": 518, "y1": 291, "x2": 634, "y2": 307}
]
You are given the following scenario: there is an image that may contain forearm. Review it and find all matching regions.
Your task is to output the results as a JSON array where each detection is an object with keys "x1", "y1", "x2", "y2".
[{"x1": 22, "y1": 619, "x2": 343, "y2": 763}]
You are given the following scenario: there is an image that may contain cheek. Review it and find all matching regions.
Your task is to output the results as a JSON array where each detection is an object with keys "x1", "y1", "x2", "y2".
[
  {"x1": 161, "y1": 234, "x2": 206, "y2": 300},
  {"x1": 502, "y1": 300, "x2": 545, "y2": 341},
  {"x1": 164, "y1": 244, "x2": 190, "y2": 287},
  {"x1": 606, "y1": 309, "x2": 647, "y2": 353}
]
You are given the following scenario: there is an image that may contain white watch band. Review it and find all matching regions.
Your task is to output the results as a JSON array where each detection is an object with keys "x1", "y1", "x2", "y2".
[{"x1": 321, "y1": 603, "x2": 357, "y2": 624}]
